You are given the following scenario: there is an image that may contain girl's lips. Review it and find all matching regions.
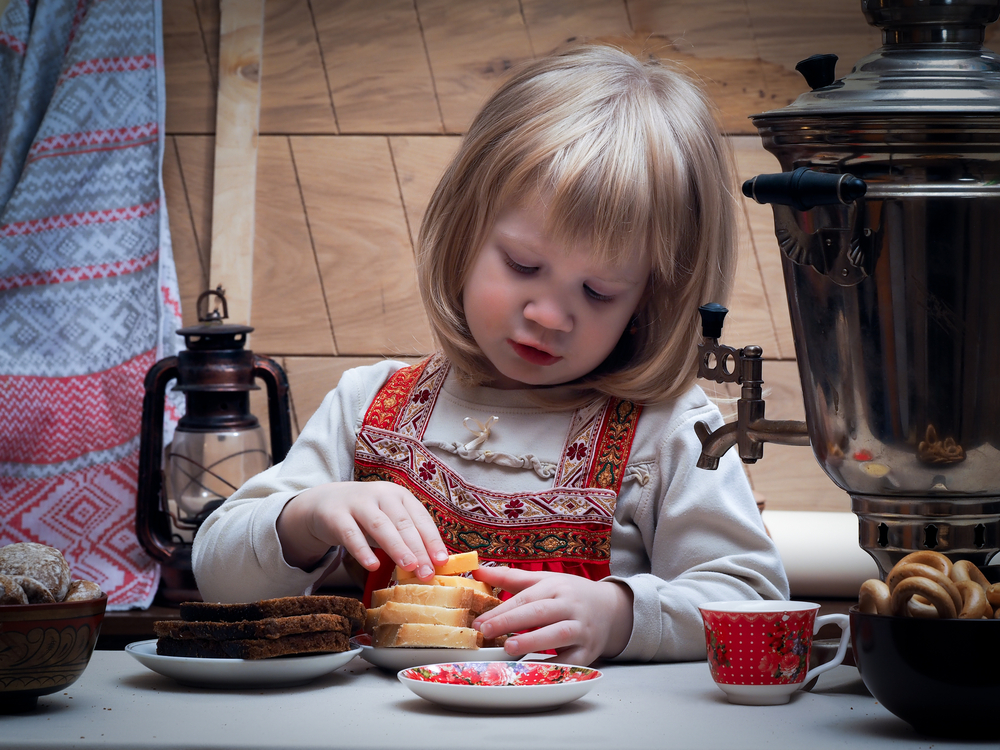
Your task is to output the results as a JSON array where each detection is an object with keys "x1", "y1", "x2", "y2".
[{"x1": 509, "y1": 340, "x2": 561, "y2": 366}]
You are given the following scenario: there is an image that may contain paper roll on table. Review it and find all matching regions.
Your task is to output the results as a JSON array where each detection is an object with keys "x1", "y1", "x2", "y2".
[{"x1": 761, "y1": 510, "x2": 879, "y2": 598}]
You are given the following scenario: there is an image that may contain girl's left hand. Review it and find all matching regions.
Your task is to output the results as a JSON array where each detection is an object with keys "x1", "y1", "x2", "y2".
[{"x1": 470, "y1": 566, "x2": 633, "y2": 666}]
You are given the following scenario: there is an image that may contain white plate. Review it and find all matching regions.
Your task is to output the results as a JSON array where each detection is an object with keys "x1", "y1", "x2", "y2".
[
  {"x1": 398, "y1": 661, "x2": 602, "y2": 713},
  {"x1": 351, "y1": 636, "x2": 515, "y2": 671},
  {"x1": 125, "y1": 639, "x2": 361, "y2": 689}
]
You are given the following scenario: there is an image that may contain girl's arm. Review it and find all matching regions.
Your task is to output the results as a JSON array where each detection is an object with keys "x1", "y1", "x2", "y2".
[
  {"x1": 192, "y1": 360, "x2": 446, "y2": 602},
  {"x1": 606, "y1": 398, "x2": 790, "y2": 662},
  {"x1": 470, "y1": 395, "x2": 789, "y2": 666}
]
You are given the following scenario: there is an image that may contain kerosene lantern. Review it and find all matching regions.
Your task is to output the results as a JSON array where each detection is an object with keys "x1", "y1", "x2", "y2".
[{"x1": 136, "y1": 288, "x2": 293, "y2": 601}]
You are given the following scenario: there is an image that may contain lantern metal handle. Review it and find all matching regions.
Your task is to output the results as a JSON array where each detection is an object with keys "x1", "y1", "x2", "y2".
[
  {"x1": 253, "y1": 354, "x2": 293, "y2": 464},
  {"x1": 196, "y1": 287, "x2": 228, "y2": 323},
  {"x1": 135, "y1": 356, "x2": 184, "y2": 566}
]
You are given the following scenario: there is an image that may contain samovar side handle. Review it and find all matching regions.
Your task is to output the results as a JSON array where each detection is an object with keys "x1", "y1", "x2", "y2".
[{"x1": 694, "y1": 304, "x2": 809, "y2": 470}]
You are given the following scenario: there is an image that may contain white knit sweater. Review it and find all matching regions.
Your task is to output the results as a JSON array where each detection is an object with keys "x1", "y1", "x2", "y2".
[{"x1": 193, "y1": 359, "x2": 789, "y2": 662}]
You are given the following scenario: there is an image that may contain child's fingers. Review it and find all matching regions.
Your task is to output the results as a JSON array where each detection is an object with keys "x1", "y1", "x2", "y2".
[
  {"x1": 333, "y1": 517, "x2": 380, "y2": 570},
  {"x1": 473, "y1": 565, "x2": 548, "y2": 592},
  {"x1": 475, "y1": 591, "x2": 568, "y2": 639},
  {"x1": 362, "y1": 504, "x2": 429, "y2": 575},
  {"x1": 401, "y1": 493, "x2": 450, "y2": 566},
  {"x1": 503, "y1": 620, "x2": 586, "y2": 662}
]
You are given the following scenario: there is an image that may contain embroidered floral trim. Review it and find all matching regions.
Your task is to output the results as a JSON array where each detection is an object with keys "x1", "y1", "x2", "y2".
[
  {"x1": 356, "y1": 464, "x2": 613, "y2": 562},
  {"x1": 357, "y1": 430, "x2": 616, "y2": 521},
  {"x1": 588, "y1": 399, "x2": 642, "y2": 489},
  {"x1": 354, "y1": 352, "x2": 638, "y2": 566}
]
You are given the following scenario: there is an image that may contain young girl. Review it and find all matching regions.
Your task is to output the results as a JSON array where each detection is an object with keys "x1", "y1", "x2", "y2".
[{"x1": 192, "y1": 45, "x2": 789, "y2": 666}]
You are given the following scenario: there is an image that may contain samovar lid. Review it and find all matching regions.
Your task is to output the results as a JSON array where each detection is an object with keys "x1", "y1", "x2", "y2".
[{"x1": 755, "y1": 0, "x2": 1000, "y2": 119}]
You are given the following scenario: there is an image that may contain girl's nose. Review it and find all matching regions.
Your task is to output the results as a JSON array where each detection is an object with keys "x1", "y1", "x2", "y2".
[{"x1": 523, "y1": 299, "x2": 573, "y2": 333}]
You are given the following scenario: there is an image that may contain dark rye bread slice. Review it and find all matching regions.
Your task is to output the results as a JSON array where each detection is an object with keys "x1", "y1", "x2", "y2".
[
  {"x1": 153, "y1": 613, "x2": 350, "y2": 641},
  {"x1": 179, "y1": 595, "x2": 364, "y2": 633},
  {"x1": 156, "y1": 629, "x2": 350, "y2": 660}
]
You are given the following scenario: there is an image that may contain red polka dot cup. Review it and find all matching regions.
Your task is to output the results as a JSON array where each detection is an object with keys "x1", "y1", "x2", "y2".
[{"x1": 698, "y1": 601, "x2": 850, "y2": 705}]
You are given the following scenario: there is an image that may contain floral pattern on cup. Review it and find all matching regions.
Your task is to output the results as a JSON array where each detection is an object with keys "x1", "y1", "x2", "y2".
[
  {"x1": 701, "y1": 609, "x2": 815, "y2": 686},
  {"x1": 401, "y1": 661, "x2": 599, "y2": 687},
  {"x1": 758, "y1": 613, "x2": 809, "y2": 683}
]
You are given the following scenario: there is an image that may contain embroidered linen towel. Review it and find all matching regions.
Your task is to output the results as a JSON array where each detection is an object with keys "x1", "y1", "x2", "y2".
[{"x1": 0, "y1": 0, "x2": 182, "y2": 609}]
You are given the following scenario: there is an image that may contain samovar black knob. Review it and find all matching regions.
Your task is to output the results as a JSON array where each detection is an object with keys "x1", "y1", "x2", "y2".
[
  {"x1": 795, "y1": 54, "x2": 839, "y2": 90},
  {"x1": 698, "y1": 303, "x2": 728, "y2": 340}
]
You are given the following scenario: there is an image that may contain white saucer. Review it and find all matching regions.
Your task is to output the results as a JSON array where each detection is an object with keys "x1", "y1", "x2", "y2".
[
  {"x1": 125, "y1": 639, "x2": 361, "y2": 688},
  {"x1": 351, "y1": 636, "x2": 516, "y2": 671},
  {"x1": 397, "y1": 661, "x2": 602, "y2": 713}
]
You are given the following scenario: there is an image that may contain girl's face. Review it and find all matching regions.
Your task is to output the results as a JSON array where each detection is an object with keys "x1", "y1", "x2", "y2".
[{"x1": 462, "y1": 200, "x2": 650, "y2": 390}]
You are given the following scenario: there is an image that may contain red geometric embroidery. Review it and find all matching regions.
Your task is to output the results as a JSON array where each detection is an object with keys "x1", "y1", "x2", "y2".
[
  {"x1": 0, "y1": 30, "x2": 26, "y2": 56},
  {"x1": 161, "y1": 283, "x2": 182, "y2": 319},
  {"x1": 0, "y1": 454, "x2": 158, "y2": 609},
  {"x1": 0, "y1": 200, "x2": 159, "y2": 238},
  {"x1": 0, "y1": 247, "x2": 159, "y2": 291},
  {"x1": 62, "y1": 53, "x2": 157, "y2": 80},
  {"x1": 0, "y1": 350, "x2": 155, "y2": 464},
  {"x1": 27, "y1": 122, "x2": 159, "y2": 163}
]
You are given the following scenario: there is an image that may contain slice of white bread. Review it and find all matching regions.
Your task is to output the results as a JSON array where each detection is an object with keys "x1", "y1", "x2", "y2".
[
  {"x1": 373, "y1": 622, "x2": 484, "y2": 649},
  {"x1": 392, "y1": 573, "x2": 493, "y2": 597},
  {"x1": 364, "y1": 601, "x2": 475, "y2": 633},
  {"x1": 371, "y1": 583, "x2": 500, "y2": 614}
]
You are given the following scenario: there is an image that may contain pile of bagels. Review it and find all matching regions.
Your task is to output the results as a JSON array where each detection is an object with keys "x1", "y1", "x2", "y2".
[{"x1": 859, "y1": 550, "x2": 1000, "y2": 619}]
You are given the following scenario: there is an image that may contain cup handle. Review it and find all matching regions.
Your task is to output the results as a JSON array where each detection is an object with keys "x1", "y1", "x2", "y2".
[{"x1": 801, "y1": 613, "x2": 850, "y2": 684}]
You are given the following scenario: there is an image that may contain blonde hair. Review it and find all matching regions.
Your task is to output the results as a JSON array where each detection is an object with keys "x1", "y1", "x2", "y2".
[{"x1": 417, "y1": 45, "x2": 738, "y2": 405}]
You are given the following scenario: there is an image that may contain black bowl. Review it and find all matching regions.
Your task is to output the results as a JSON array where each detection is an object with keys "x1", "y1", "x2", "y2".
[{"x1": 850, "y1": 607, "x2": 1000, "y2": 739}]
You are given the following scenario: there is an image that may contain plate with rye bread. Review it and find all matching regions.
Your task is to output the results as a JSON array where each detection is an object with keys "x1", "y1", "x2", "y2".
[
  {"x1": 126, "y1": 594, "x2": 364, "y2": 688},
  {"x1": 358, "y1": 551, "x2": 517, "y2": 671}
]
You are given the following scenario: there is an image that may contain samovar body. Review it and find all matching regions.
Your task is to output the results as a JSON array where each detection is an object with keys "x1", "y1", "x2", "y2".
[{"x1": 740, "y1": 0, "x2": 1000, "y2": 575}]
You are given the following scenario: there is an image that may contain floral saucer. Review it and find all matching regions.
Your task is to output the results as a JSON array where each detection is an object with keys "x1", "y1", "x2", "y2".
[{"x1": 397, "y1": 661, "x2": 601, "y2": 713}]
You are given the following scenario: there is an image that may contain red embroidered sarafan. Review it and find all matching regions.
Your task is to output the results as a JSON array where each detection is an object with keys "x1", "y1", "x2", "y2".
[{"x1": 354, "y1": 353, "x2": 641, "y2": 604}]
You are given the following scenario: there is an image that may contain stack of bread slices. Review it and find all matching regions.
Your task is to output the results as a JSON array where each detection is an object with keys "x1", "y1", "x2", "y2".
[
  {"x1": 154, "y1": 595, "x2": 364, "y2": 660},
  {"x1": 366, "y1": 551, "x2": 503, "y2": 649}
]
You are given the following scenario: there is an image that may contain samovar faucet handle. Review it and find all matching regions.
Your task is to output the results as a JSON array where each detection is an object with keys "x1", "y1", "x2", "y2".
[{"x1": 694, "y1": 304, "x2": 810, "y2": 470}]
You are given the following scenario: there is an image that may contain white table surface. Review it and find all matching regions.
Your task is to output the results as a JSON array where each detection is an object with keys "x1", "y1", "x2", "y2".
[{"x1": 3, "y1": 649, "x2": 990, "y2": 750}]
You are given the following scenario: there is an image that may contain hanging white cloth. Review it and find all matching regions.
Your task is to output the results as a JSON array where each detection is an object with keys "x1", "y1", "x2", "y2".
[{"x1": 0, "y1": 0, "x2": 180, "y2": 609}]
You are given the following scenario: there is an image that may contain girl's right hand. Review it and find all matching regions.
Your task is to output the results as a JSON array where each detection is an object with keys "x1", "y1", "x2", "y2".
[{"x1": 275, "y1": 481, "x2": 449, "y2": 579}]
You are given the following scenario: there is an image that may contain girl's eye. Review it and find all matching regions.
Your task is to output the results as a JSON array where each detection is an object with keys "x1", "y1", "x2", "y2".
[
  {"x1": 504, "y1": 256, "x2": 537, "y2": 274},
  {"x1": 584, "y1": 285, "x2": 615, "y2": 303}
]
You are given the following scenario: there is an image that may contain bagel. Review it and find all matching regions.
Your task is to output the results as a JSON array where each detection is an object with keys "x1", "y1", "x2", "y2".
[
  {"x1": 886, "y1": 562, "x2": 963, "y2": 613},
  {"x1": 893, "y1": 550, "x2": 952, "y2": 578},
  {"x1": 985, "y1": 583, "x2": 1000, "y2": 608},
  {"x1": 956, "y1": 580, "x2": 991, "y2": 619},
  {"x1": 906, "y1": 594, "x2": 940, "y2": 619},
  {"x1": 890, "y1": 576, "x2": 958, "y2": 619},
  {"x1": 950, "y1": 560, "x2": 990, "y2": 590},
  {"x1": 858, "y1": 578, "x2": 891, "y2": 615}
]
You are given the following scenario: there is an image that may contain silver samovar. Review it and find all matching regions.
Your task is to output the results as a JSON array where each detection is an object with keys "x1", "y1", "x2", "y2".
[{"x1": 697, "y1": 0, "x2": 1000, "y2": 578}]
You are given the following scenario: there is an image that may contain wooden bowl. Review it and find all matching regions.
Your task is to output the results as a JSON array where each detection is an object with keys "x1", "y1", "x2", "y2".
[{"x1": 0, "y1": 593, "x2": 107, "y2": 713}]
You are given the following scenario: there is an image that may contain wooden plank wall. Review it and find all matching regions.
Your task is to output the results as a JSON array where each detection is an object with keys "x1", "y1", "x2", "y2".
[{"x1": 161, "y1": 0, "x2": 895, "y2": 513}]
